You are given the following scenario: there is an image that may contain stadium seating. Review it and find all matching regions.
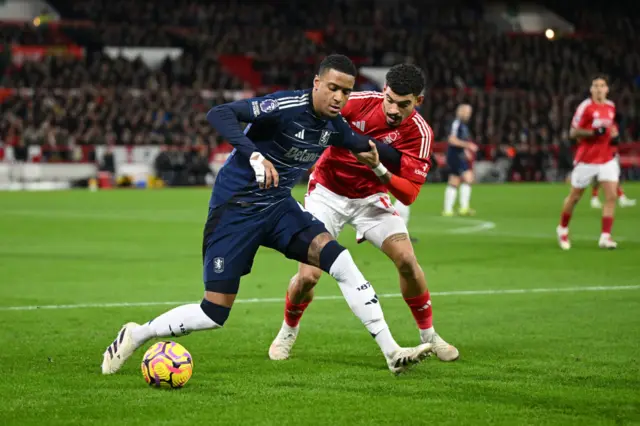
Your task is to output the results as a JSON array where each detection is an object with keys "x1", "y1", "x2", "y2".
[{"x1": 1, "y1": 1, "x2": 639, "y2": 181}]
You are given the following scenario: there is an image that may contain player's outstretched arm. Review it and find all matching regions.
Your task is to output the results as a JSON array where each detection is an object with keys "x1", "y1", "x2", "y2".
[
  {"x1": 448, "y1": 134, "x2": 477, "y2": 152},
  {"x1": 329, "y1": 115, "x2": 402, "y2": 168},
  {"x1": 206, "y1": 101, "x2": 260, "y2": 159},
  {"x1": 354, "y1": 141, "x2": 423, "y2": 205},
  {"x1": 569, "y1": 126, "x2": 604, "y2": 140},
  {"x1": 207, "y1": 96, "x2": 283, "y2": 188}
]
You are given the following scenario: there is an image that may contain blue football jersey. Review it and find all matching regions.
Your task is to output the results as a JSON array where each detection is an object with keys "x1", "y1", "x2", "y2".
[
  {"x1": 209, "y1": 89, "x2": 342, "y2": 210},
  {"x1": 447, "y1": 118, "x2": 471, "y2": 155}
]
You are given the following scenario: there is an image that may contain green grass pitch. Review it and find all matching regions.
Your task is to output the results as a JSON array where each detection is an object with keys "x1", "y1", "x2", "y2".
[{"x1": 1, "y1": 183, "x2": 639, "y2": 425}]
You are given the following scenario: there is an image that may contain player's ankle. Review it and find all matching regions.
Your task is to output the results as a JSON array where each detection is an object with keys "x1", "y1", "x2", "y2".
[
  {"x1": 419, "y1": 327, "x2": 435, "y2": 339},
  {"x1": 374, "y1": 327, "x2": 400, "y2": 358},
  {"x1": 131, "y1": 323, "x2": 154, "y2": 347}
]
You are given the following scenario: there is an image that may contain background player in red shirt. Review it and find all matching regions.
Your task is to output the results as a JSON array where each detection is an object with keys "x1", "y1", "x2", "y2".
[
  {"x1": 557, "y1": 74, "x2": 619, "y2": 250},
  {"x1": 269, "y1": 64, "x2": 459, "y2": 363}
]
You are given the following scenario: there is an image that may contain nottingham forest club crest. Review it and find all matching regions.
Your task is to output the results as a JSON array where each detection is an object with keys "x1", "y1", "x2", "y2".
[{"x1": 382, "y1": 131, "x2": 400, "y2": 144}]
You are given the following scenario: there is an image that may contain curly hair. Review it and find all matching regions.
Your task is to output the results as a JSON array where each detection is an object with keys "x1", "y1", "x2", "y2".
[{"x1": 386, "y1": 64, "x2": 425, "y2": 96}]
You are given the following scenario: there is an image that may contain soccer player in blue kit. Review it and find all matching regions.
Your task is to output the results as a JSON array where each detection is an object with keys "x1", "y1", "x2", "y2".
[
  {"x1": 443, "y1": 104, "x2": 478, "y2": 216},
  {"x1": 101, "y1": 55, "x2": 434, "y2": 375}
]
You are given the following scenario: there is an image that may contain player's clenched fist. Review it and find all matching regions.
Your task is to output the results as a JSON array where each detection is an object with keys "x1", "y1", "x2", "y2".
[{"x1": 250, "y1": 152, "x2": 279, "y2": 189}]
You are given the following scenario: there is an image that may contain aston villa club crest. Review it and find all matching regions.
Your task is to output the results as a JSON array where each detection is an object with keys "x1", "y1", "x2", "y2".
[{"x1": 213, "y1": 257, "x2": 224, "y2": 273}]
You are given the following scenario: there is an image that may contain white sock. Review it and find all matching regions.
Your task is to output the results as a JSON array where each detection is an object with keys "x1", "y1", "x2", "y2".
[
  {"x1": 374, "y1": 328, "x2": 400, "y2": 358},
  {"x1": 444, "y1": 185, "x2": 457, "y2": 213},
  {"x1": 131, "y1": 303, "x2": 221, "y2": 346},
  {"x1": 393, "y1": 200, "x2": 410, "y2": 226},
  {"x1": 419, "y1": 326, "x2": 436, "y2": 343},
  {"x1": 329, "y1": 250, "x2": 400, "y2": 357},
  {"x1": 459, "y1": 183, "x2": 471, "y2": 210}
]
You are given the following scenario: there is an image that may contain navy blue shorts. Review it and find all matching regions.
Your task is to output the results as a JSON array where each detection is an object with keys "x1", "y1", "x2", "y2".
[
  {"x1": 447, "y1": 152, "x2": 469, "y2": 176},
  {"x1": 202, "y1": 197, "x2": 327, "y2": 286}
]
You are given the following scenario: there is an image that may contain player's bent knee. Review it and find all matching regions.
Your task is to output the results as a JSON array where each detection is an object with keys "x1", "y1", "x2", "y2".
[
  {"x1": 200, "y1": 298, "x2": 231, "y2": 327},
  {"x1": 285, "y1": 225, "x2": 332, "y2": 266},
  {"x1": 298, "y1": 266, "x2": 322, "y2": 289},
  {"x1": 318, "y1": 240, "x2": 347, "y2": 273},
  {"x1": 393, "y1": 251, "x2": 420, "y2": 278},
  {"x1": 602, "y1": 185, "x2": 617, "y2": 202}
]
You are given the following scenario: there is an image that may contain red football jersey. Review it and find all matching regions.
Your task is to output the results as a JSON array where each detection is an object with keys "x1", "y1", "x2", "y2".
[
  {"x1": 312, "y1": 91, "x2": 433, "y2": 199},
  {"x1": 571, "y1": 98, "x2": 616, "y2": 165}
]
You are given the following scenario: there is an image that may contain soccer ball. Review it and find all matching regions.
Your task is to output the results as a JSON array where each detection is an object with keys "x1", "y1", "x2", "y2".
[{"x1": 141, "y1": 341, "x2": 193, "y2": 388}]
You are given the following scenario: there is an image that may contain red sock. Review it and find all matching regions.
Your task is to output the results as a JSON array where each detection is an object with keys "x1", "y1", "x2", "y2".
[
  {"x1": 404, "y1": 291, "x2": 433, "y2": 330},
  {"x1": 602, "y1": 216, "x2": 613, "y2": 234},
  {"x1": 591, "y1": 187, "x2": 599, "y2": 197},
  {"x1": 560, "y1": 212, "x2": 572, "y2": 228},
  {"x1": 284, "y1": 293, "x2": 310, "y2": 327},
  {"x1": 617, "y1": 186, "x2": 624, "y2": 198}
]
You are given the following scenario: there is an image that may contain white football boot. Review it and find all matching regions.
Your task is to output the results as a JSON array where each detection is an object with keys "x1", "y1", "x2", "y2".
[
  {"x1": 421, "y1": 331, "x2": 459, "y2": 362},
  {"x1": 598, "y1": 233, "x2": 618, "y2": 249},
  {"x1": 101, "y1": 322, "x2": 140, "y2": 374},
  {"x1": 590, "y1": 197, "x2": 602, "y2": 209},
  {"x1": 556, "y1": 226, "x2": 571, "y2": 250},
  {"x1": 619, "y1": 196, "x2": 636, "y2": 208},
  {"x1": 386, "y1": 343, "x2": 434, "y2": 374},
  {"x1": 268, "y1": 321, "x2": 299, "y2": 361}
]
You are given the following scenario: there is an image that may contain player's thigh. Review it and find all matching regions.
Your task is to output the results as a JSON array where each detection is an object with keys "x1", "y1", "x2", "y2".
[
  {"x1": 570, "y1": 163, "x2": 599, "y2": 189},
  {"x1": 353, "y1": 195, "x2": 409, "y2": 250},
  {"x1": 447, "y1": 173, "x2": 461, "y2": 186},
  {"x1": 304, "y1": 185, "x2": 348, "y2": 238},
  {"x1": 597, "y1": 159, "x2": 620, "y2": 184},
  {"x1": 202, "y1": 205, "x2": 263, "y2": 291},
  {"x1": 265, "y1": 197, "x2": 330, "y2": 265}
]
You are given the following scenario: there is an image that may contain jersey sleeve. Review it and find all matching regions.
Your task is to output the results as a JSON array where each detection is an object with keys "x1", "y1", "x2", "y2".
[
  {"x1": 571, "y1": 102, "x2": 591, "y2": 129},
  {"x1": 206, "y1": 91, "x2": 305, "y2": 158},
  {"x1": 449, "y1": 119, "x2": 461, "y2": 139},
  {"x1": 395, "y1": 122, "x2": 433, "y2": 185},
  {"x1": 229, "y1": 91, "x2": 306, "y2": 123}
]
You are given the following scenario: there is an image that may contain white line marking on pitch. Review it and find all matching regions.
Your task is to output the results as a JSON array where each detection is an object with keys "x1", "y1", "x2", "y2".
[
  {"x1": 442, "y1": 218, "x2": 496, "y2": 234},
  {"x1": 1, "y1": 285, "x2": 638, "y2": 312}
]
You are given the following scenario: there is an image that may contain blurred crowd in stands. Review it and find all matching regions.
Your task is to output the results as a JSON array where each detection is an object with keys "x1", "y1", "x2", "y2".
[{"x1": 1, "y1": 0, "x2": 639, "y2": 183}]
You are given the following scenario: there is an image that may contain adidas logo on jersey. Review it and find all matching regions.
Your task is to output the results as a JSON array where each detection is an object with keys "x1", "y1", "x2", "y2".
[
  {"x1": 351, "y1": 121, "x2": 365, "y2": 132},
  {"x1": 294, "y1": 129, "x2": 305, "y2": 139}
]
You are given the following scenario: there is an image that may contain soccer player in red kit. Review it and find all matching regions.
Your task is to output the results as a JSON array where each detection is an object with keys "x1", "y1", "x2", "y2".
[
  {"x1": 557, "y1": 74, "x2": 619, "y2": 250},
  {"x1": 269, "y1": 64, "x2": 459, "y2": 363}
]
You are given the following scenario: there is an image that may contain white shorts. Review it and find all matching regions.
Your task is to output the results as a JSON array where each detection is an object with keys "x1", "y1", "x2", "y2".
[
  {"x1": 570, "y1": 158, "x2": 620, "y2": 189},
  {"x1": 304, "y1": 182, "x2": 408, "y2": 249}
]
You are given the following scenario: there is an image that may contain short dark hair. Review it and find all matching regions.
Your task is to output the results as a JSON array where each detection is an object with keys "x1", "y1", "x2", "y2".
[
  {"x1": 591, "y1": 73, "x2": 609, "y2": 85},
  {"x1": 318, "y1": 54, "x2": 357, "y2": 77},
  {"x1": 386, "y1": 64, "x2": 425, "y2": 96}
]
